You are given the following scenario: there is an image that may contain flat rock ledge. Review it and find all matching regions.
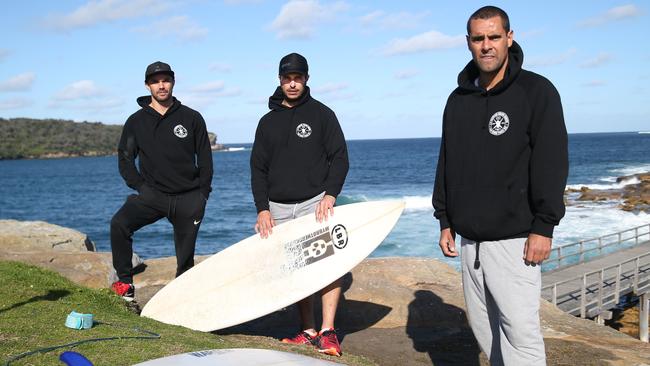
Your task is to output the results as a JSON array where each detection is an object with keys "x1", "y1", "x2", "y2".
[{"x1": 2, "y1": 220, "x2": 650, "y2": 365}]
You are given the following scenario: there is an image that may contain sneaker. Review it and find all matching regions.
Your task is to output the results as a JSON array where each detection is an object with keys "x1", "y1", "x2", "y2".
[
  {"x1": 111, "y1": 281, "x2": 135, "y2": 302},
  {"x1": 316, "y1": 328, "x2": 342, "y2": 357},
  {"x1": 281, "y1": 331, "x2": 317, "y2": 346}
]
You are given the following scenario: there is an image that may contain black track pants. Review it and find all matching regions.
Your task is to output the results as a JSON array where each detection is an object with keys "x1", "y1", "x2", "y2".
[{"x1": 110, "y1": 184, "x2": 207, "y2": 283}]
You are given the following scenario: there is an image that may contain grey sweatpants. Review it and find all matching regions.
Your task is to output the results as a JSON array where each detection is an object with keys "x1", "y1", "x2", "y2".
[
  {"x1": 269, "y1": 192, "x2": 325, "y2": 224},
  {"x1": 461, "y1": 237, "x2": 546, "y2": 366}
]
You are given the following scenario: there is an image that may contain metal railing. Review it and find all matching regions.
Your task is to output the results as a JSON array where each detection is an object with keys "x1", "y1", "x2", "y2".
[
  {"x1": 542, "y1": 251, "x2": 650, "y2": 318},
  {"x1": 544, "y1": 224, "x2": 650, "y2": 271}
]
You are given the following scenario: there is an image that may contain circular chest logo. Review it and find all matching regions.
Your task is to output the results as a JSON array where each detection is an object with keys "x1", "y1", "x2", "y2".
[
  {"x1": 488, "y1": 112, "x2": 510, "y2": 136},
  {"x1": 173, "y1": 124, "x2": 188, "y2": 138},
  {"x1": 296, "y1": 123, "x2": 312, "y2": 138},
  {"x1": 331, "y1": 224, "x2": 348, "y2": 249}
]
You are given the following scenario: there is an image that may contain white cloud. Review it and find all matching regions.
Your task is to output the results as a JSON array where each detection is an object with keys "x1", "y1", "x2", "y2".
[
  {"x1": 43, "y1": 0, "x2": 169, "y2": 31},
  {"x1": 53, "y1": 80, "x2": 104, "y2": 101},
  {"x1": 394, "y1": 69, "x2": 419, "y2": 80},
  {"x1": 0, "y1": 97, "x2": 32, "y2": 110},
  {"x1": 578, "y1": 4, "x2": 643, "y2": 28},
  {"x1": 313, "y1": 82, "x2": 349, "y2": 95},
  {"x1": 77, "y1": 98, "x2": 124, "y2": 111},
  {"x1": 359, "y1": 10, "x2": 430, "y2": 30},
  {"x1": 270, "y1": 0, "x2": 349, "y2": 40},
  {"x1": 208, "y1": 62, "x2": 233, "y2": 73},
  {"x1": 190, "y1": 81, "x2": 226, "y2": 93},
  {"x1": 0, "y1": 72, "x2": 35, "y2": 92},
  {"x1": 382, "y1": 30, "x2": 465, "y2": 56},
  {"x1": 582, "y1": 80, "x2": 606, "y2": 87},
  {"x1": 580, "y1": 53, "x2": 613, "y2": 68},
  {"x1": 526, "y1": 49, "x2": 577, "y2": 68},
  {"x1": 0, "y1": 49, "x2": 10, "y2": 62},
  {"x1": 132, "y1": 16, "x2": 208, "y2": 42}
]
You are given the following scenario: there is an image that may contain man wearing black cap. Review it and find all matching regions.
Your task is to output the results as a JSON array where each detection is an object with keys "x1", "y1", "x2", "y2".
[
  {"x1": 250, "y1": 53, "x2": 349, "y2": 357},
  {"x1": 110, "y1": 61, "x2": 213, "y2": 301}
]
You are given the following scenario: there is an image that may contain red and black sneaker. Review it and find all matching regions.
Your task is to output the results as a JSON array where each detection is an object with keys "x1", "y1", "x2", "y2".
[
  {"x1": 281, "y1": 331, "x2": 317, "y2": 346},
  {"x1": 316, "y1": 328, "x2": 342, "y2": 357},
  {"x1": 111, "y1": 281, "x2": 135, "y2": 302}
]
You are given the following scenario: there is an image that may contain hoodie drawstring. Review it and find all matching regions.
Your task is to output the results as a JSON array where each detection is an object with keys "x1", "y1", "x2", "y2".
[{"x1": 474, "y1": 242, "x2": 481, "y2": 269}]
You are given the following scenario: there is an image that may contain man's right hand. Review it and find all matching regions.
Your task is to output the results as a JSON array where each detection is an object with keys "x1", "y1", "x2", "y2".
[
  {"x1": 255, "y1": 210, "x2": 275, "y2": 239},
  {"x1": 439, "y1": 228, "x2": 458, "y2": 257}
]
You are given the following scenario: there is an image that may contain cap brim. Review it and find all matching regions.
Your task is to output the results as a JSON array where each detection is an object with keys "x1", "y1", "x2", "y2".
[
  {"x1": 280, "y1": 70, "x2": 307, "y2": 76},
  {"x1": 145, "y1": 71, "x2": 174, "y2": 80}
]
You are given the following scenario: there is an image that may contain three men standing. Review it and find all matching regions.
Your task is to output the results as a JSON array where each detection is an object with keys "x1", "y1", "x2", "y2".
[
  {"x1": 110, "y1": 7, "x2": 569, "y2": 362},
  {"x1": 433, "y1": 6, "x2": 568, "y2": 365},
  {"x1": 250, "y1": 53, "x2": 350, "y2": 356},
  {"x1": 110, "y1": 61, "x2": 213, "y2": 301}
]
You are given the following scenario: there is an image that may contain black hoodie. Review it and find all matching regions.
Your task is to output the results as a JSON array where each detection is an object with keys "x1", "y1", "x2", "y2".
[
  {"x1": 250, "y1": 86, "x2": 349, "y2": 212},
  {"x1": 117, "y1": 96, "x2": 213, "y2": 198},
  {"x1": 433, "y1": 41, "x2": 568, "y2": 241}
]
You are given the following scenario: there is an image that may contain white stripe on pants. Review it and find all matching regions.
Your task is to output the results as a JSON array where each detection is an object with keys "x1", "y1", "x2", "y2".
[{"x1": 461, "y1": 237, "x2": 546, "y2": 366}]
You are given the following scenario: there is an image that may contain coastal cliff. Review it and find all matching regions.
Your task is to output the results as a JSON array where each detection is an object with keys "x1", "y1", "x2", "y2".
[
  {"x1": 0, "y1": 118, "x2": 224, "y2": 160},
  {"x1": 2, "y1": 220, "x2": 650, "y2": 365}
]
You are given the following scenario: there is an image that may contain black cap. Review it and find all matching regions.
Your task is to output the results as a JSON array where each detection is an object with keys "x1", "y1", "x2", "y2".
[
  {"x1": 278, "y1": 53, "x2": 308, "y2": 76},
  {"x1": 145, "y1": 61, "x2": 174, "y2": 81}
]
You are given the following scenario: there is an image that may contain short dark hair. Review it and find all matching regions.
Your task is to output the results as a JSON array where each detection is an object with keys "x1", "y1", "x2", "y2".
[{"x1": 466, "y1": 6, "x2": 510, "y2": 35}]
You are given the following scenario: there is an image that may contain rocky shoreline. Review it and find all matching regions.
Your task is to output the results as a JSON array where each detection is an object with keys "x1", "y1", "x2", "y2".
[
  {"x1": 2, "y1": 220, "x2": 650, "y2": 365},
  {"x1": 567, "y1": 172, "x2": 650, "y2": 213}
]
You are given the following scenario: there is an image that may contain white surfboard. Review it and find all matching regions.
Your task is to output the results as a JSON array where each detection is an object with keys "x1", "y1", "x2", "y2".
[
  {"x1": 141, "y1": 200, "x2": 405, "y2": 331},
  {"x1": 133, "y1": 348, "x2": 344, "y2": 365}
]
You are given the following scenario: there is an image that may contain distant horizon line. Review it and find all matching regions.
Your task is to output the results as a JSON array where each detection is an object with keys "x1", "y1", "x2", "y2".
[{"x1": 219, "y1": 131, "x2": 647, "y2": 145}]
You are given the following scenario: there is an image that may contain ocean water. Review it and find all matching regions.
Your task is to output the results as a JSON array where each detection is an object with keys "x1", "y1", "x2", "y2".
[{"x1": 1, "y1": 133, "x2": 649, "y2": 270}]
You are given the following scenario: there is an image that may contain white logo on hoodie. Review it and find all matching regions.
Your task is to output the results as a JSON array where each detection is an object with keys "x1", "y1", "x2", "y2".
[
  {"x1": 296, "y1": 123, "x2": 312, "y2": 138},
  {"x1": 488, "y1": 112, "x2": 510, "y2": 136},
  {"x1": 173, "y1": 124, "x2": 188, "y2": 138}
]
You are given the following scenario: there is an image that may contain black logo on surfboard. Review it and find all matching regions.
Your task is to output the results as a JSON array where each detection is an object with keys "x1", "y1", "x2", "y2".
[
  {"x1": 282, "y1": 227, "x2": 337, "y2": 271},
  {"x1": 331, "y1": 224, "x2": 348, "y2": 249}
]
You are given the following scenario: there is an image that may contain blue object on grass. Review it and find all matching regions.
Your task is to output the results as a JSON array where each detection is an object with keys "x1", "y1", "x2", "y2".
[
  {"x1": 59, "y1": 351, "x2": 94, "y2": 366},
  {"x1": 64, "y1": 311, "x2": 94, "y2": 330}
]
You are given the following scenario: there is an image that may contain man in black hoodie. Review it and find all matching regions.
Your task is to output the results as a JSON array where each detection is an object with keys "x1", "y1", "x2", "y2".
[
  {"x1": 250, "y1": 53, "x2": 349, "y2": 357},
  {"x1": 110, "y1": 61, "x2": 213, "y2": 301},
  {"x1": 432, "y1": 7, "x2": 568, "y2": 365}
]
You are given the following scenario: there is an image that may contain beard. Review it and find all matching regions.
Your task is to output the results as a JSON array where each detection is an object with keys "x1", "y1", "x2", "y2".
[{"x1": 152, "y1": 91, "x2": 172, "y2": 104}]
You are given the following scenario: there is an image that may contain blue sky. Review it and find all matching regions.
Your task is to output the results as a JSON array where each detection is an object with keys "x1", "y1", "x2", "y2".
[{"x1": 1, "y1": 1, "x2": 648, "y2": 143}]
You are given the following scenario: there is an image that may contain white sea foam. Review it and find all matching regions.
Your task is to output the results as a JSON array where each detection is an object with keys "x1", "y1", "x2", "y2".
[
  {"x1": 611, "y1": 164, "x2": 650, "y2": 177},
  {"x1": 221, "y1": 147, "x2": 247, "y2": 152},
  {"x1": 403, "y1": 195, "x2": 433, "y2": 211},
  {"x1": 566, "y1": 176, "x2": 640, "y2": 191},
  {"x1": 554, "y1": 206, "x2": 649, "y2": 246}
]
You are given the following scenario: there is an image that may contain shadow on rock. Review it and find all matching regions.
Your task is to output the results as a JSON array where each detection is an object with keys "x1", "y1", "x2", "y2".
[
  {"x1": 216, "y1": 272, "x2": 392, "y2": 343},
  {"x1": 406, "y1": 290, "x2": 481, "y2": 366},
  {"x1": 0, "y1": 289, "x2": 70, "y2": 314}
]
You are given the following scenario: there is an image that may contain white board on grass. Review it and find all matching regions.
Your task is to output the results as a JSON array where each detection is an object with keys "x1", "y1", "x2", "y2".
[
  {"x1": 140, "y1": 200, "x2": 405, "y2": 332},
  {"x1": 133, "y1": 348, "x2": 344, "y2": 365}
]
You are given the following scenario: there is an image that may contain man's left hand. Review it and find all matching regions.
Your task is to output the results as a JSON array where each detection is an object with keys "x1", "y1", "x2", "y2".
[
  {"x1": 316, "y1": 195, "x2": 336, "y2": 222},
  {"x1": 523, "y1": 233, "x2": 552, "y2": 266}
]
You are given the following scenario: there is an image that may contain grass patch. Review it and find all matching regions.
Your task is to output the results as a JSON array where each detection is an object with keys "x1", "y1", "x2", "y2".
[{"x1": 0, "y1": 260, "x2": 374, "y2": 365}]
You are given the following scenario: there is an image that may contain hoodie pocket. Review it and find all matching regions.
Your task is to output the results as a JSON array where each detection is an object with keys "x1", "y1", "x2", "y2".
[{"x1": 447, "y1": 185, "x2": 532, "y2": 239}]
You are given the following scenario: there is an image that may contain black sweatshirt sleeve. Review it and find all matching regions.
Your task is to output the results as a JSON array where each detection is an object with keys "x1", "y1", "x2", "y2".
[
  {"x1": 432, "y1": 106, "x2": 450, "y2": 231},
  {"x1": 117, "y1": 119, "x2": 145, "y2": 191},
  {"x1": 193, "y1": 112, "x2": 214, "y2": 199},
  {"x1": 250, "y1": 119, "x2": 270, "y2": 212},
  {"x1": 321, "y1": 107, "x2": 349, "y2": 198},
  {"x1": 527, "y1": 78, "x2": 569, "y2": 238}
]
